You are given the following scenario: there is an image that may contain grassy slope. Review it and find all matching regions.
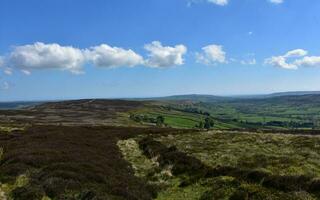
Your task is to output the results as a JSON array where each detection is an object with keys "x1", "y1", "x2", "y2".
[
  {"x1": 3, "y1": 95, "x2": 320, "y2": 130},
  {"x1": 135, "y1": 95, "x2": 320, "y2": 129},
  {"x1": 157, "y1": 131, "x2": 320, "y2": 177},
  {"x1": 198, "y1": 95, "x2": 320, "y2": 127},
  {"x1": 119, "y1": 131, "x2": 320, "y2": 199},
  {"x1": 129, "y1": 106, "x2": 203, "y2": 129}
]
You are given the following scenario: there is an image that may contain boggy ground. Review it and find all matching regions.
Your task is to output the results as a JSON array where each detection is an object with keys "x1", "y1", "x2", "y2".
[{"x1": 0, "y1": 125, "x2": 192, "y2": 200}]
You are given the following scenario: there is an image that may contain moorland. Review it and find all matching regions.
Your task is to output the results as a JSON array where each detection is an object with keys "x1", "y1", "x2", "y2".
[{"x1": 1, "y1": 92, "x2": 320, "y2": 199}]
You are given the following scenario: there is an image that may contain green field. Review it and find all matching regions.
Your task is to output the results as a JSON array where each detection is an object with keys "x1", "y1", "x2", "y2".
[{"x1": 127, "y1": 95, "x2": 320, "y2": 130}]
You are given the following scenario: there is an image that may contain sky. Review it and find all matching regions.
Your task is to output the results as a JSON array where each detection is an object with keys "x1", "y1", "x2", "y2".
[{"x1": 1, "y1": 0, "x2": 320, "y2": 101}]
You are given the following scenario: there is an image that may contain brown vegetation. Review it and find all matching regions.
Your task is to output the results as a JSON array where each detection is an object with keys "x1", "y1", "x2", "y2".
[{"x1": 0, "y1": 125, "x2": 191, "y2": 199}]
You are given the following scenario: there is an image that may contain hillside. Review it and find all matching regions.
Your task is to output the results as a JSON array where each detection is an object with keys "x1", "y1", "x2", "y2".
[
  {"x1": 0, "y1": 99, "x2": 147, "y2": 126},
  {"x1": 2, "y1": 96, "x2": 320, "y2": 199},
  {"x1": 2, "y1": 94, "x2": 320, "y2": 130},
  {"x1": 1, "y1": 126, "x2": 320, "y2": 199}
]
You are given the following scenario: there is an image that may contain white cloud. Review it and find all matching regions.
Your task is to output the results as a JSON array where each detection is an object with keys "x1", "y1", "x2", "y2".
[
  {"x1": 265, "y1": 56, "x2": 297, "y2": 69},
  {"x1": 144, "y1": 41, "x2": 187, "y2": 68},
  {"x1": 294, "y1": 56, "x2": 320, "y2": 68},
  {"x1": 207, "y1": 0, "x2": 228, "y2": 6},
  {"x1": 196, "y1": 44, "x2": 226, "y2": 65},
  {"x1": 86, "y1": 44, "x2": 144, "y2": 68},
  {"x1": 269, "y1": 0, "x2": 283, "y2": 4},
  {"x1": 265, "y1": 49, "x2": 320, "y2": 70},
  {"x1": 1, "y1": 41, "x2": 187, "y2": 73},
  {"x1": 0, "y1": 41, "x2": 188, "y2": 74},
  {"x1": 7, "y1": 42, "x2": 85, "y2": 74},
  {"x1": 284, "y1": 49, "x2": 308, "y2": 58}
]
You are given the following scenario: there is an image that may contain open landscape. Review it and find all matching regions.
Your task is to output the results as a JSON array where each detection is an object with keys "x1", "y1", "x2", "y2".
[
  {"x1": 1, "y1": 93, "x2": 320, "y2": 199},
  {"x1": 1, "y1": 0, "x2": 320, "y2": 199}
]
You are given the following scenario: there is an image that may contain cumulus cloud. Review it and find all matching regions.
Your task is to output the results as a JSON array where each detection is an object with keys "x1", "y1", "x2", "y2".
[
  {"x1": 2, "y1": 42, "x2": 144, "y2": 74},
  {"x1": 144, "y1": 41, "x2": 187, "y2": 68},
  {"x1": 196, "y1": 44, "x2": 226, "y2": 65},
  {"x1": 265, "y1": 49, "x2": 320, "y2": 69},
  {"x1": 294, "y1": 56, "x2": 320, "y2": 68},
  {"x1": 269, "y1": 0, "x2": 283, "y2": 4},
  {"x1": 5, "y1": 42, "x2": 85, "y2": 74},
  {"x1": 265, "y1": 56, "x2": 297, "y2": 69},
  {"x1": 85, "y1": 44, "x2": 144, "y2": 68},
  {"x1": 0, "y1": 41, "x2": 188, "y2": 74}
]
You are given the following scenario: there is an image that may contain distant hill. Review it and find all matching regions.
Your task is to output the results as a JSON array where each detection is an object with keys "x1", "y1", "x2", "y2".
[
  {"x1": 268, "y1": 91, "x2": 320, "y2": 97},
  {"x1": 142, "y1": 91, "x2": 320, "y2": 102},
  {"x1": 0, "y1": 99, "x2": 147, "y2": 126},
  {"x1": 227, "y1": 91, "x2": 320, "y2": 99},
  {"x1": 142, "y1": 94, "x2": 228, "y2": 102},
  {"x1": 2, "y1": 93, "x2": 320, "y2": 129},
  {"x1": 2, "y1": 91, "x2": 320, "y2": 109},
  {"x1": 0, "y1": 101, "x2": 42, "y2": 110}
]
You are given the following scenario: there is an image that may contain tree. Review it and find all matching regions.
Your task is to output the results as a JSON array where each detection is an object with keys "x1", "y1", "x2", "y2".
[
  {"x1": 204, "y1": 117, "x2": 214, "y2": 129},
  {"x1": 156, "y1": 116, "x2": 165, "y2": 126}
]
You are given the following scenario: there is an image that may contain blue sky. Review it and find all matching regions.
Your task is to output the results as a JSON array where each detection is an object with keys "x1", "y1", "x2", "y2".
[{"x1": 1, "y1": 0, "x2": 320, "y2": 101}]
